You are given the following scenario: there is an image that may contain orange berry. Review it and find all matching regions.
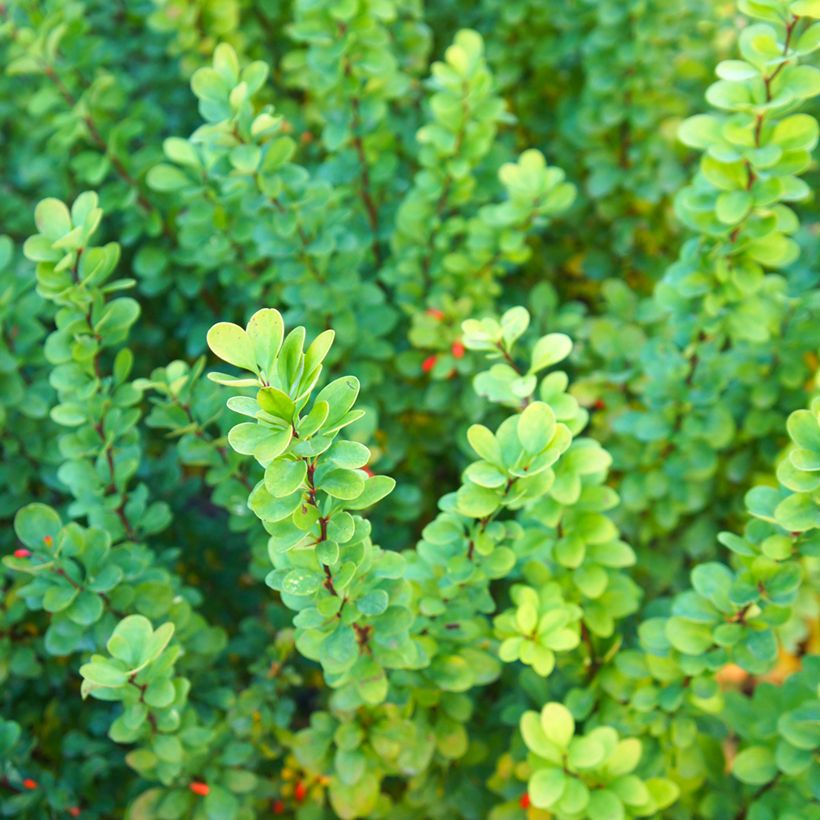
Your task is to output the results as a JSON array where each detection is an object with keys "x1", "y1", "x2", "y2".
[
  {"x1": 14, "y1": 548, "x2": 31, "y2": 558},
  {"x1": 189, "y1": 781, "x2": 210, "y2": 796},
  {"x1": 593, "y1": 399, "x2": 606, "y2": 411},
  {"x1": 44, "y1": 535, "x2": 54, "y2": 547},
  {"x1": 422, "y1": 355, "x2": 437, "y2": 374},
  {"x1": 519, "y1": 792, "x2": 530, "y2": 809},
  {"x1": 426, "y1": 308, "x2": 444, "y2": 320},
  {"x1": 363, "y1": 466, "x2": 374, "y2": 477},
  {"x1": 301, "y1": 132, "x2": 314, "y2": 145},
  {"x1": 294, "y1": 781, "x2": 307, "y2": 802},
  {"x1": 451, "y1": 340, "x2": 465, "y2": 359},
  {"x1": 69, "y1": 809, "x2": 81, "y2": 817},
  {"x1": 22, "y1": 778, "x2": 38, "y2": 790}
]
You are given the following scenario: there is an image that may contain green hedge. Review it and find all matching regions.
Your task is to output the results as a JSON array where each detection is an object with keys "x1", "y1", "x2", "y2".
[{"x1": 0, "y1": 1, "x2": 818, "y2": 818}]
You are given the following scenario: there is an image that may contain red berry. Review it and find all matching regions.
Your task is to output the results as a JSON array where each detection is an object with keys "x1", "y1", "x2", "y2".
[
  {"x1": 44, "y1": 535, "x2": 54, "y2": 547},
  {"x1": 426, "y1": 308, "x2": 444, "y2": 320},
  {"x1": 273, "y1": 800, "x2": 285, "y2": 814},
  {"x1": 69, "y1": 809, "x2": 81, "y2": 817},
  {"x1": 451, "y1": 340, "x2": 465, "y2": 359},
  {"x1": 189, "y1": 781, "x2": 210, "y2": 796},
  {"x1": 22, "y1": 778, "x2": 38, "y2": 790},
  {"x1": 13, "y1": 548, "x2": 31, "y2": 558},
  {"x1": 593, "y1": 399, "x2": 606, "y2": 411},
  {"x1": 422, "y1": 355, "x2": 437, "y2": 374},
  {"x1": 519, "y1": 792, "x2": 530, "y2": 809},
  {"x1": 363, "y1": 466, "x2": 374, "y2": 477},
  {"x1": 294, "y1": 781, "x2": 307, "y2": 802}
]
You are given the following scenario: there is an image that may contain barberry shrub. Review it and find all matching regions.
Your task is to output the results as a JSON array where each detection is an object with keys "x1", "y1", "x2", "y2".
[{"x1": 1, "y1": 0, "x2": 819, "y2": 818}]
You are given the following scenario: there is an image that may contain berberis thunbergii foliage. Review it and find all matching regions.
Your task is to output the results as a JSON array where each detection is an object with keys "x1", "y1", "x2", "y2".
[{"x1": 1, "y1": 0, "x2": 819, "y2": 817}]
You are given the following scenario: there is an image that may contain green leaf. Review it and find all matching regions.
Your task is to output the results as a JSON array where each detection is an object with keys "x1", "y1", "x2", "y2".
[
  {"x1": 191, "y1": 66, "x2": 229, "y2": 103},
  {"x1": 230, "y1": 144, "x2": 261, "y2": 173},
  {"x1": 14, "y1": 503, "x2": 62, "y2": 550},
  {"x1": 318, "y1": 469, "x2": 366, "y2": 500},
  {"x1": 146, "y1": 164, "x2": 190, "y2": 192},
  {"x1": 34, "y1": 198, "x2": 71, "y2": 240},
  {"x1": 107, "y1": 616, "x2": 153, "y2": 667},
  {"x1": 79, "y1": 660, "x2": 128, "y2": 688},
  {"x1": 107, "y1": 615, "x2": 173, "y2": 671},
  {"x1": 787, "y1": 408, "x2": 820, "y2": 452},
  {"x1": 775, "y1": 492, "x2": 820, "y2": 532},
  {"x1": 282, "y1": 568, "x2": 323, "y2": 596},
  {"x1": 265, "y1": 459, "x2": 306, "y2": 497},
  {"x1": 465, "y1": 460, "x2": 507, "y2": 488},
  {"x1": 456, "y1": 482, "x2": 501, "y2": 517},
  {"x1": 541, "y1": 702, "x2": 574, "y2": 748},
  {"x1": 163, "y1": 136, "x2": 199, "y2": 167},
  {"x1": 691, "y1": 562, "x2": 734, "y2": 608},
  {"x1": 316, "y1": 540, "x2": 340, "y2": 565},
  {"x1": 716, "y1": 190, "x2": 753, "y2": 224},
  {"x1": 335, "y1": 748, "x2": 366, "y2": 785},
  {"x1": 530, "y1": 333, "x2": 572, "y2": 372},
  {"x1": 604, "y1": 738, "x2": 643, "y2": 777},
  {"x1": 328, "y1": 772, "x2": 379, "y2": 819},
  {"x1": 679, "y1": 114, "x2": 722, "y2": 148},
  {"x1": 587, "y1": 789, "x2": 624, "y2": 820},
  {"x1": 144, "y1": 623, "x2": 175, "y2": 664},
  {"x1": 428, "y1": 655, "x2": 474, "y2": 692},
  {"x1": 23, "y1": 234, "x2": 61, "y2": 262},
  {"x1": 316, "y1": 376, "x2": 360, "y2": 430},
  {"x1": 227, "y1": 396, "x2": 259, "y2": 419},
  {"x1": 154, "y1": 734, "x2": 183, "y2": 764},
  {"x1": 229, "y1": 424, "x2": 292, "y2": 461},
  {"x1": 778, "y1": 706, "x2": 820, "y2": 750},
  {"x1": 705, "y1": 79, "x2": 753, "y2": 112},
  {"x1": 207, "y1": 322, "x2": 257, "y2": 372},
  {"x1": 784, "y1": 64, "x2": 820, "y2": 100},
  {"x1": 733, "y1": 746, "x2": 777, "y2": 785},
  {"x1": 257, "y1": 387, "x2": 295, "y2": 420},
  {"x1": 246, "y1": 308, "x2": 284, "y2": 376},
  {"x1": 791, "y1": 0, "x2": 820, "y2": 16},
  {"x1": 329, "y1": 440, "x2": 371, "y2": 469},
  {"x1": 51, "y1": 403, "x2": 86, "y2": 426},
  {"x1": 529, "y1": 767, "x2": 566, "y2": 809},
  {"x1": 567, "y1": 736, "x2": 605, "y2": 770},
  {"x1": 645, "y1": 778, "x2": 680, "y2": 811},
  {"x1": 500, "y1": 306, "x2": 529, "y2": 347},
  {"x1": 772, "y1": 114, "x2": 819, "y2": 151},
  {"x1": 304, "y1": 329, "x2": 335, "y2": 374},
  {"x1": 97, "y1": 298, "x2": 141, "y2": 336},
  {"x1": 248, "y1": 484, "x2": 302, "y2": 522},
  {"x1": 323, "y1": 626, "x2": 358, "y2": 670},
  {"x1": 665, "y1": 616, "x2": 714, "y2": 654},
  {"x1": 520, "y1": 711, "x2": 562, "y2": 761},
  {"x1": 346, "y1": 476, "x2": 395, "y2": 510},
  {"x1": 66, "y1": 591, "x2": 104, "y2": 625},
  {"x1": 356, "y1": 590, "x2": 389, "y2": 616},
  {"x1": 716, "y1": 60, "x2": 758, "y2": 81},
  {"x1": 43, "y1": 584, "x2": 79, "y2": 612},
  {"x1": 518, "y1": 401, "x2": 556, "y2": 453},
  {"x1": 611, "y1": 776, "x2": 649, "y2": 807},
  {"x1": 144, "y1": 679, "x2": 175, "y2": 708},
  {"x1": 467, "y1": 424, "x2": 502, "y2": 463}
]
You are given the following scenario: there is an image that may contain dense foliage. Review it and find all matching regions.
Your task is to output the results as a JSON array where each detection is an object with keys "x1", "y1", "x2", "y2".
[{"x1": 1, "y1": 1, "x2": 819, "y2": 818}]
